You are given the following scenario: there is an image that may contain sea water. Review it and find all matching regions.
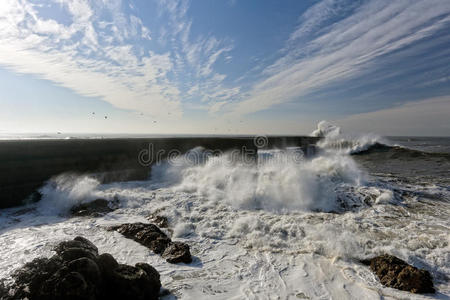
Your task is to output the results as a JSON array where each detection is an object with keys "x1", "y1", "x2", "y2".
[{"x1": 0, "y1": 122, "x2": 449, "y2": 299}]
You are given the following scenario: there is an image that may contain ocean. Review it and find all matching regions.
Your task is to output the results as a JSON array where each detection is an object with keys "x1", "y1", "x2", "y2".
[{"x1": 0, "y1": 124, "x2": 449, "y2": 299}]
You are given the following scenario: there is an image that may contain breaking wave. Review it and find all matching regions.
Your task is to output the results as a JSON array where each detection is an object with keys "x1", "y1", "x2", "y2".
[
  {"x1": 311, "y1": 120, "x2": 388, "y2": 154},
  {"x1": 1, "y1": 121, "x2": 449, "y2": 298}
]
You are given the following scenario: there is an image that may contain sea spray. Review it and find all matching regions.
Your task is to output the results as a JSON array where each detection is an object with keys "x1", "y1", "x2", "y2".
[
  {"x1": 1, "y1": 124, "x2": 449, "y2": 298},
  {"x1": 36, "y1": 128, "x2": 374, "y2": 215},
  {"x1": 312, "y1": 120, "x2": 389, "y2": 154},
  {"x1": 37, "y1": 174, "x2": 101, "y2": 215},
  {"x1": 145, "y1": 144, "x2": 369, "y2": 213}
]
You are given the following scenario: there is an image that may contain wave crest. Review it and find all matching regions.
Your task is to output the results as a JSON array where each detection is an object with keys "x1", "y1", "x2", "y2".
[{"x1": 311, "y1": 120, "x2": 388, "y2": 154}]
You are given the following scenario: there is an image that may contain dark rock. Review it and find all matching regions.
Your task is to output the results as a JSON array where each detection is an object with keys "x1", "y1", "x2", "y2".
[
  {"x1": 53, "y1": 272, "x2": 92, "y2": 300},
  {"x1": 149, "y1": 235, "x2": 172, "y2": 254},
  {"x1": 366, "y1": 254, "x2": 435, "y2": 294},
  {"x1": 67, "y1": 258, "x2": 101, "y2": 285},
  {"x1": 135, "y1": 230, "x2": 171, "y2": 254},
  {"x1": 75, "y1": 237, "x2": 99, "y2": 253},
  {"x1": 0, "y1": 281, "x2": 7, "y2": 299},
  {"x1": 135, "y1": 263, "x2": 160, "y2": 284},
  {"x1": 115, "y1": 222, "x2": 164, "y2": 238},
  {"x1": 59, "y1": 247, "x2": 98, "y2": 262},
  {"x1": 70, "y1": 199, "x2": 115, "y2": 217},
  {"x1": 9, "y1": 256, "x2": 64, "y2": 298},
  {"x1": 96, "y1": 253, "x2": 118, "y2": 277},
  {"x1": 147, "y1": 214, "x2": 169, "y2": 228},
  {"x1": 2, "y1": 237, "x2": 161, "y2": 300},
  {"x1": 162, "y1": 242, "x2": 192, "y2": 264},
  {"x1": 108, "y1": 264, "x2": 160, "y2": 300},
  {"x1": 109, "y1": 222, "x2": 192, "y2": 264},
  {"x1": 54, "y1": 236, "x2": 98, "y2": 257}
]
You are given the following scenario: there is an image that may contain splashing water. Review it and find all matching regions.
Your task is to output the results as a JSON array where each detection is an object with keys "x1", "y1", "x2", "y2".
[
  {"x1": 37, "y1": 174, "x2": 101, "y2": 215},
  {"x1": 151, "y1": 148, "x2": 368, "y2": 213},
  {"x1": 312, "y1": 120, "x2": 389, "y2": 154},
  {"x1": 0, "y1": 122, "x2": 449, "y2": 299}
]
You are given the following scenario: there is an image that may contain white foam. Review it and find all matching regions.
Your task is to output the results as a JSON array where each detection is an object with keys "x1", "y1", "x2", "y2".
[
  {"x1": 1, "y1": 123, "x2": 449, "y2": 298},
  {"x1": 37, "y1": 174, "x2": 101, "y2": 215},
  {"x1": 152, "y1": 149, "x2": 368, "y2": 213},
  {"x1": 312, "y1": 120, "x2": 389, "y2": 154}
]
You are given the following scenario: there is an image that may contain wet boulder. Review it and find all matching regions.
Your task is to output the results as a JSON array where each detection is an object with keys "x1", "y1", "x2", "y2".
[
  {"x1": 107, "y1": 264, "x2": 160, "y2": 300},
  {"x1": 70, "y1": 199, "x2": 116, "y2": 217},
  {"x1": 1, "y1": 236, "x2": 161, "y2": 300},
  {"x1": 96, "y1": 253, "x2": 119, "y2": 277},
  {"x1": 147, "y1": 213, "x2": 169, "y2": 228},
  {"x1": 162, "y1": 242, "x2": 192, "y2": 264},
  {"x1": 365, "y1": 254, "x2": 435, "y2": 294},
  {"x1": 109, "y1": 222, "x2": 192, "y2": 264}
]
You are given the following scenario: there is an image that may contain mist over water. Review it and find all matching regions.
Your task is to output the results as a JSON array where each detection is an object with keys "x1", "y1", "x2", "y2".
[{"x1": 1, "y1": 122, "x2": 449, "y2": 299}]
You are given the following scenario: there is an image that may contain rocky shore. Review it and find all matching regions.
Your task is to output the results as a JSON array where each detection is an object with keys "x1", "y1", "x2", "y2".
[
  {"x1": 0, "y1": 237, "x2": 161, "y2": 300},
  {"x1": 0, "y1": 198, "x2": 437, "y2": 299}
]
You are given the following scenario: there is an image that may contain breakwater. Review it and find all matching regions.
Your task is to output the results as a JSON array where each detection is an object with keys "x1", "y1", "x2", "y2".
[{"x1": 0, "y1": 136, "x2": 319, "y2": 208}]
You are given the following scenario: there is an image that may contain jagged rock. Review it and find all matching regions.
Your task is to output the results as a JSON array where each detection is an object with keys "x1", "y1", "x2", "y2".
[
  {"x1": 2, "y1": 236, "x2": 161, "y2": 300},
  {"x1": 54, "y1": 236, "x2": 98, "y2": 258},
  {"x1": 70, "y1": 199, "x2": 115, "y2": 217},
  {"x1": 10, "y1": 256, "x2": 64, "y2": 297},
  {"x1": 365, "y1": 254, "x2": 435, "y2": 294},
  {"x1": 135, "y1": 263, "x2": 160, "y2": 283},
  {"x1": 107, "y1": 264, "x2": 160, "y2": 300},
  {"x1": 162, "y1": 242, "x2": 192, "y2": 264},
  {"x1": 59, "y1": 247, "x2": 98, "y2": 263},
  {"x1": 147, "y1": 214, "x2": 169, "y2": 228},
  {"x1": 109, "y1": 222, "x2": 192, "y2": 264}
]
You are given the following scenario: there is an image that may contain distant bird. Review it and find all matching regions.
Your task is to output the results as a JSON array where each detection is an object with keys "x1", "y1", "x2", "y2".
[
  {"x1": 92, "y1": 112, "x2": 95, "y2": 115},
  {"x1": 57, "y1": 132, "x2": 61, "y2": 134},
  {"x1": 104, "y1": 116, "x2": 108, "y2": 119},
  {"x1": 153, "y1": 120, "x2": 157, "y2": 123},
  {"x1": 140, "y1": 113, "x2": 144, "y2": 116}
]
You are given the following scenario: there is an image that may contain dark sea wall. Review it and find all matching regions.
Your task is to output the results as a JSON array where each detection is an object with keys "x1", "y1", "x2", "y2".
[{"x1": 0, "y1": 136, "x2": 319, "y2": 208}]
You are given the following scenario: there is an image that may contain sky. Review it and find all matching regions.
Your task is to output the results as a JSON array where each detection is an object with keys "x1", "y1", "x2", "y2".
[{"x1": 0, "y1": 0, "x2": 449, "y2": 136}]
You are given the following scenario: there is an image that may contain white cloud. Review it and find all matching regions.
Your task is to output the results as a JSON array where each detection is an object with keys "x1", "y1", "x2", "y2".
[
  {"x1": 155, "y1": 0, "x2": 240, "y2": 110},
  {"x1": 0, "y1": 0, "x2": 181, "y2": 117},
  {"x1": 226, "y1": 0, "x2": 450, "y2": 117},
  {"x1": 0, "y1": 0, "x2": 239, "y2": 119}
]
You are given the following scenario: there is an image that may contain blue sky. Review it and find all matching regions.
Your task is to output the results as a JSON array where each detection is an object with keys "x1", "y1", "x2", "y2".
[{"x1": 0, "y1": 0, "x2": 449, "y2": 135}]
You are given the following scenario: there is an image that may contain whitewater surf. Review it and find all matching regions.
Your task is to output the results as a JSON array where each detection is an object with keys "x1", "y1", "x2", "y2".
[{"x1": 0, "y1": 122, "x2": 449, "y2": 299}]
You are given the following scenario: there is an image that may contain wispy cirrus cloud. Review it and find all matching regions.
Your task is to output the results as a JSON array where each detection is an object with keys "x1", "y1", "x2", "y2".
[
  {"x1": 0, "y1": 0, "x2": 181, "y2": 117},
  {"x1": 225, "y1": 0, "x2": 450, "y2": 117},
  {"x1": 0, "y1": 0, "x2": 240, "y2": 118},
  {"x1": 155, "y1": 0, "x2": 241, "y2": 109},
  {"x1": 1, "y1": 0, "x2": 449, "y2": 133}
]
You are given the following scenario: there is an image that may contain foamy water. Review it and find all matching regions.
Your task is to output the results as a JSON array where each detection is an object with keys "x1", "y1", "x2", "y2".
[{"x1": 0, "y1": 123, "x2": 449, "y2": 299}]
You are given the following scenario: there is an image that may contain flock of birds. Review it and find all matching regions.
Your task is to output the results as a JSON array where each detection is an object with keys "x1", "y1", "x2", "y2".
[
  {"x1": 92, "y1": 111, "x2": 108, "y2": 120},
  {"x1": 53, "y1": 111, "x2": 244, "y2": 134},
  {"x1": 91, "y1": 111, "x2": 158, "y2": 123}
]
